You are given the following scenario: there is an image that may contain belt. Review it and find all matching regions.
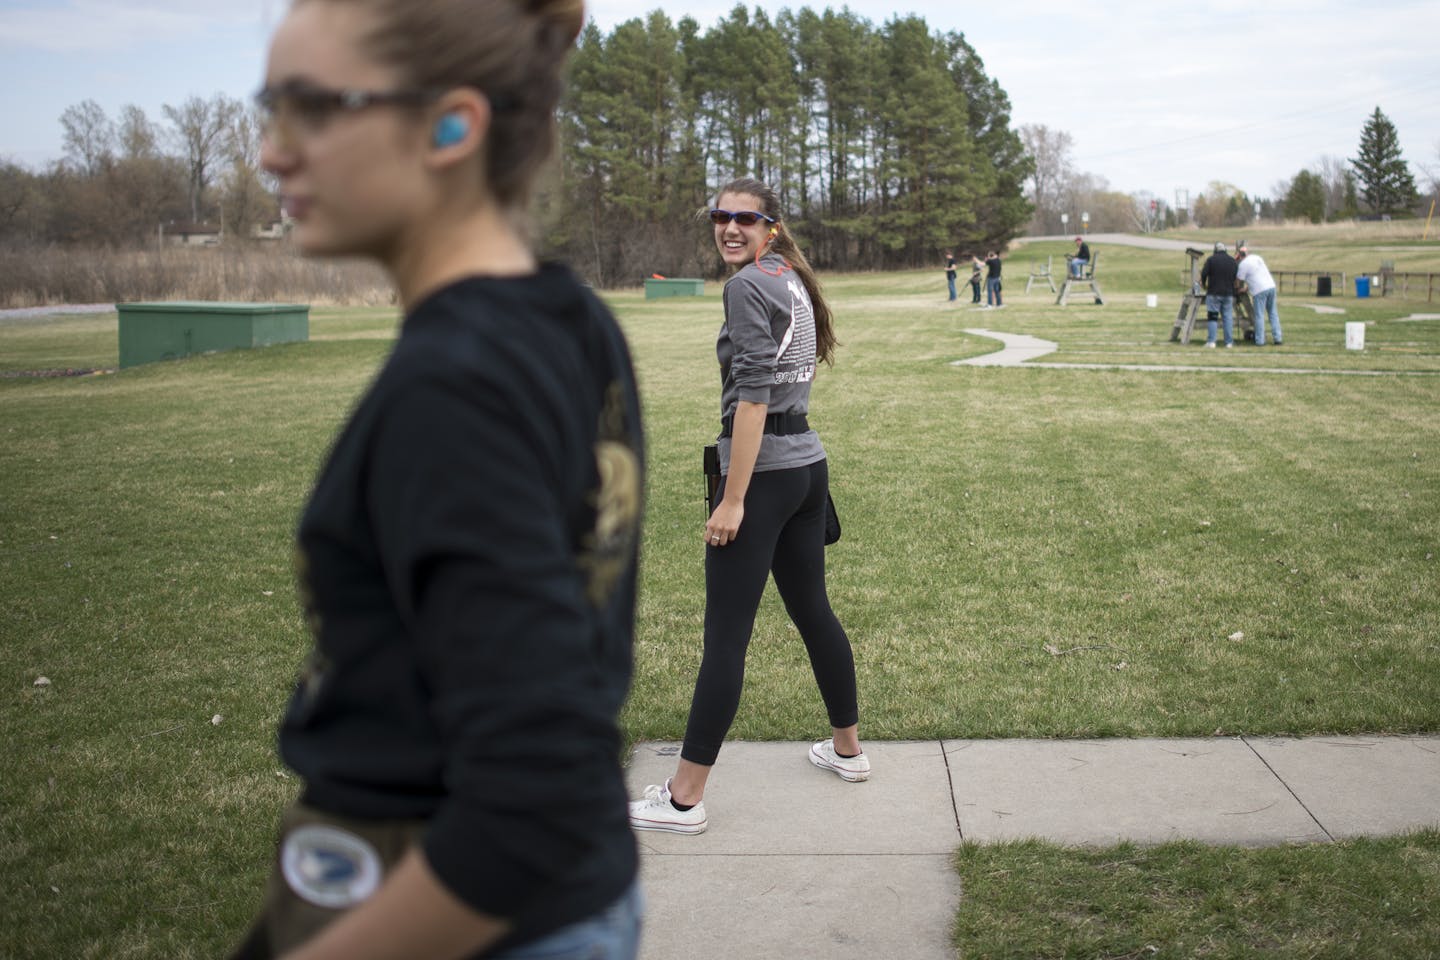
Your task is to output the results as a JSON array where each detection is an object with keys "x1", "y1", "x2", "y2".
[{"x1": 719, "y1": 411, "x2": 809, "y2": 438}]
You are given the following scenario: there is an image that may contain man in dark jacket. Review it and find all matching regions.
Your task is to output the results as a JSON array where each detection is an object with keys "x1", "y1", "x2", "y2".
[
  {"x1": 1199, "y1": 241, "x2": 1238, "y2": 348},
  {"x1": 1069, "y1": 236, "x2": 1091, "y2": 277}
]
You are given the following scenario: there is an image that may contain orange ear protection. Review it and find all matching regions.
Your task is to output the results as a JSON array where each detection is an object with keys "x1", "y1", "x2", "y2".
[{"x1": 756, "y1": 223, "x2": 790, "y2": 276}]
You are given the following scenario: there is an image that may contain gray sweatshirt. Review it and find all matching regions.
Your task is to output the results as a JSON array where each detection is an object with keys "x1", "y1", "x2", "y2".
[{"x1": 716, "y1": 254, "x2": 827, "y2": 474}]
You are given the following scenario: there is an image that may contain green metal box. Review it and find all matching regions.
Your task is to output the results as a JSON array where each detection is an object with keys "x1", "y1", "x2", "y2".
[
  {"x1": 644, "y1": 278, "x2": 705, "y2": 299},
  {"x1": 116, "y1": 301, "x2": 309, "y2": 368}
]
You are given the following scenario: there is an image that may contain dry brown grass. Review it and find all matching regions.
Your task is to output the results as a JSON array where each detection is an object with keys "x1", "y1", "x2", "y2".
[
  {"x1": 0, "y1": 243, "x2": 394, "y2": 308},
  {"x1": 1169, "y1": 217, "x2": 1440, "y2": 245}
]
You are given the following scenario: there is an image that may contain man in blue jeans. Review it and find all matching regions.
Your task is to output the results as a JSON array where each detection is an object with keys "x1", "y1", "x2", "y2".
[
  {"x1": 1237, "y1": 244, "x2": 1282, "y2": 345},
  {"x1": 984, "y1": 250, "x2": 1003, "y2": 307},
  {"x1": 1200, "y1": 241, "x2": 1237, "y2": 348},
  {"x1": 1069, "y1": 236, "x2": 1090, "y2": 277}
]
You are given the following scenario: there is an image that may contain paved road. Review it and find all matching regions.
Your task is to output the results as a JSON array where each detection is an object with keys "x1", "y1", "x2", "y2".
[
  {"x1": 1022, "y1": 232, "x2": 1203, "y2": 252},
  {"x1": 0, "y1": 303, "x2": 114, "y2": 322}
]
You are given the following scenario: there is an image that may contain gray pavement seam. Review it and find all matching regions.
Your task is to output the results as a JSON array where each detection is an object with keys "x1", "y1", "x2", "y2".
[{"x1": 1242, "y1": 736, "x2": 1335, "y2": 842}]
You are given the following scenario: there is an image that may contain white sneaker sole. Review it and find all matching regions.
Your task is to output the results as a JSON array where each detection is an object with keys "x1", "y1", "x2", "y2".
[
  {"x1": 809, "y1": 745, "x2": 870, "y2": 782},
  {"x1": 629, "y1": 814, "x2": 707, "y2": 835}
]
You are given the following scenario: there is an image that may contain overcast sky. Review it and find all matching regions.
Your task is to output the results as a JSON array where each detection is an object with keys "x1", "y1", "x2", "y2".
[{"x1": 2, "y1": 0, "x2": 1437, "y2": 202}]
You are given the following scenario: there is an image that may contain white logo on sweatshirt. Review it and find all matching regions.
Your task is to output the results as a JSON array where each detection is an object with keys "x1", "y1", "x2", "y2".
[{"x1": 774, "y1": 279, "x2": 816, "y2": 384}]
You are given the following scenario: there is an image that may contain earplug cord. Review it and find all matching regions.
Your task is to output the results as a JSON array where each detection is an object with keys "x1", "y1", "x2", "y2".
[{"x1": 756, "y1": 224, "x2": 791, "y2": 277}]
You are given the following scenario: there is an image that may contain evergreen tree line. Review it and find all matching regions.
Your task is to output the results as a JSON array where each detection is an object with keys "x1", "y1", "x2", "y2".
[
  {"x1": 1279, "y1": 108, "x2": 1423, "y2": 224},
  {"x1": 538, "y1": 6, "x2": 1033, "y2": 284}
]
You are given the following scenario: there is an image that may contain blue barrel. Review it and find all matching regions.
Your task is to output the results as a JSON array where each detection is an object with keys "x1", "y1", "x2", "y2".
[{"x1": 1355, "y1": 276, "x2": 1370, "y2": 298}]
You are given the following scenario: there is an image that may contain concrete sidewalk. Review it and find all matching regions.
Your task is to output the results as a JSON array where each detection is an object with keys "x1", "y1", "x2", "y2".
[{"x1": 626, "y1": 737, "x2": 1440, "y2": 960}]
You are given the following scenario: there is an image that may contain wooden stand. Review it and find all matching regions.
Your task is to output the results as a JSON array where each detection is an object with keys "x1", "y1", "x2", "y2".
[
  {"x1": 1055, "y1": 251, "x2": 1104, "y2": 305},
  {"x1": 1170, "y1": 248, "x2": 1207, "y2": 343},
  {"x1": 1171, "y1": 247, "x2": 1255, "y2": 343},
  {"x1": 1025, "y1": 255, "x2": 1057, "y2": 293}
]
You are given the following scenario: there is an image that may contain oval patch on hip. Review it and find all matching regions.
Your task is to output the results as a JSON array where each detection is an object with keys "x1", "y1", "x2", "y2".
[{"x1": 281, "y1": 824, "x2": 383, "y2": 908}]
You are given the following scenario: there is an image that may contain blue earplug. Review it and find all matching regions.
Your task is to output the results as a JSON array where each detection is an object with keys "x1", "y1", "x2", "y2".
[{"x1": 433, "y1": 113, "x2": 468, "y2": 148}]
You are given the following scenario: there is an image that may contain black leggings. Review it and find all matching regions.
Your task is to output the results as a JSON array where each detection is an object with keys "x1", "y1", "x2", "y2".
[{"x1": 681, "y1": 459, "x2": 858, "y2": 766}]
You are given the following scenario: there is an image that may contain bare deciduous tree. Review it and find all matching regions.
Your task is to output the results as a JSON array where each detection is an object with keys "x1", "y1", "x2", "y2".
[
  {"x1": 163, "y1": 94, "x2": 240, "y2": 223},
  {"x1": 220, "y1": 105, "x2": 279, "y2": 240},
  {"x1": 117, "y1": 105, "x2": 159, "y2": 161},
  {"x1": 1019, "y1": 123, "x2": 1074, "y2": 234},
  {"x1": 1415, "y1": 139, "x2": 1440, "y2": 201},
  {"x1": 1315, "y1": 154, "x2": 1358, "y2": 220},
  {"x1": 1129, "y1": 191, "x2": 1163, "y2": 233},
  {"x1": 60, "y1": 100, "x2": 115, "y2": 177}
]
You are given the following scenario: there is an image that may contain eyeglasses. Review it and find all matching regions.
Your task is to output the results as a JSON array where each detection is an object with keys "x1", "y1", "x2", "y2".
[
  {"x1": 709, "y1": 209, "x2": 776, "y2": 227},
  {"x1": 255, "y1": 81, "x2": 443, "y2": 136}
]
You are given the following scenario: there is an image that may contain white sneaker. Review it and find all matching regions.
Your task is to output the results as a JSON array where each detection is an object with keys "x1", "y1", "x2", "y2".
[
  {"x1": 809, "y1": 739, "x2": 870, "y2": 782},
  {"x1": 1204, "y1": 341, "x2": 1216, "y2": 349},
  {"x1": 628, "y1": 778, "x2": 707, "y2": 834}
]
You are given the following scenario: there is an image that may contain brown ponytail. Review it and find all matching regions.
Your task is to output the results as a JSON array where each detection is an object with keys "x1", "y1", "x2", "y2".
[{"x1": 715, "y1": 177, "x2": 836, "y2": 366}]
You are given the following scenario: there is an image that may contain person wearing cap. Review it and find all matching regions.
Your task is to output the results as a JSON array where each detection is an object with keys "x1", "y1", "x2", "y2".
[
  {"x1": 1069, "y1": 236, "x2": 1090, "y2": 278},
  {"x1": 1200, "y1": 241, "x2": 1238, "y2": 348},
  {"x1": 1236, "y1": 244, "x2": 1282, "y2": 346}
]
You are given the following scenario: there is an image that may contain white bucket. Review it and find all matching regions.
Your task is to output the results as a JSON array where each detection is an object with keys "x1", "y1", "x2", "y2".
[
  {"x1": 1345, "y1": 321, "x2": 1365, "y2": 350},
  {"x1": 1145, "y1": 294, "x2": 1159, "y2": 308}
]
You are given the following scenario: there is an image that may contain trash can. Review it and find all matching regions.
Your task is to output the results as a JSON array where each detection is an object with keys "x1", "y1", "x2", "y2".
[
  {"x1": 1355, "y1": 276, "x2": 1371, "y2": 298},
  {"x1": 1316, "y1": 276, "x2": 1332, "y2": 297}
]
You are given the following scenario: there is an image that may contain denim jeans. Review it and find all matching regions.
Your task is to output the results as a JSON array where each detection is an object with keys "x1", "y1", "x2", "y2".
[
  {"x1": 1070, "y1": 258, "x2": 1087, "y2": 278},
  {"x1": 986, "y1": 277, "x2": 1002, "y2": 306},
  {"x1": 491, "y1": 881, "x2": 643, "y2": 960},
  {"x1": 947, "y1": 274, "x2": 957, "y2": 301},
  {"x1": 1251, "y1": 288, "x2": 1281, "y2": 344},
  {"x1": 1205, "y1": 294, "x2": 1234, "y2": 345}
]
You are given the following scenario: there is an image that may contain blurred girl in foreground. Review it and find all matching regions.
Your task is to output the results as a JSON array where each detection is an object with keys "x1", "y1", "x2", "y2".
[{"x1": 232, "y1": 0, "x2": 645, "y2": 957}]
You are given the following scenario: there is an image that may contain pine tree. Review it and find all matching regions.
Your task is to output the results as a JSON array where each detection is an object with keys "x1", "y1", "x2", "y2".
[
  {"x1": 1351, "y1": 107, "x2": 1418, "y2": 215},
  {"x1": 1284, "y1": 170, "x2": 1325, "y2": 224}
]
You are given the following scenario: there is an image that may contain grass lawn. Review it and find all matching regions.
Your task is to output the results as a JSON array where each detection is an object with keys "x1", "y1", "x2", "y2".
[
  {"x1": 952, "y1": 830, "x2": 1440, "y2": 958},
  {"x1": 2, "y1": 237, "x2": 1437, "y2": 956}
]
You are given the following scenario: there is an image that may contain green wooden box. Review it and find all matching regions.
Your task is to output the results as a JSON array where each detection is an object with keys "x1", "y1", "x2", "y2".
[
  {"x1": 117, "y1": 301, "x2": 309, "y2": 368},
  {"x1": 644, "y1": 278, "x2": 705, "y2": 299}
]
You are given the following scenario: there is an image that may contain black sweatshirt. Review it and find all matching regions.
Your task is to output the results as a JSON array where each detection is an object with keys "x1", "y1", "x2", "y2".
[
  {"x1": 1201, "y1": 251, "x2": 1238, "y2": 296},
  {"x1": 281, "y1": 264, "x2": 644, "y2": 949}
]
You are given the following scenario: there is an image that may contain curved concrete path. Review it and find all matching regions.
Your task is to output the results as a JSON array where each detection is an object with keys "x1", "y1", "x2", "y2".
[
  {"x1": 628, "y1": 736, "x2": 1440, "y2": 960},
  {"x1": 954, "y1": 328, "x2": 1440, "y2": 376}
]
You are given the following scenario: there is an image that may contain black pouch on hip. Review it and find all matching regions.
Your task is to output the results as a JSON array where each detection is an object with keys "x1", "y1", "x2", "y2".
[
  {"x1": 703, "y1": 444, "x2": 721, "y2": 518},
  {"x1": 824, "y1": 492, "x2": 841, "y2": 546}
]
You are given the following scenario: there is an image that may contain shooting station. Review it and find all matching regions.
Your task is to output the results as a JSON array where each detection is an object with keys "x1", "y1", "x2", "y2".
[
  {"x1": 1025, "y1": 255, "x2": 1057, "y2": 294},
  {"x1": 1169, "y1": 247, "x2": 1253, "y2": 344},
  {"x1": 1055, "y1": 251, "x2": 1104, "y2": 305}
]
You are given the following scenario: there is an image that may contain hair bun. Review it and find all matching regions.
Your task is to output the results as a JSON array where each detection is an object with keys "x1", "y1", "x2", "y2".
[{"x1": 527, "y1": 0, "x2": 584, "y2": 45}]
